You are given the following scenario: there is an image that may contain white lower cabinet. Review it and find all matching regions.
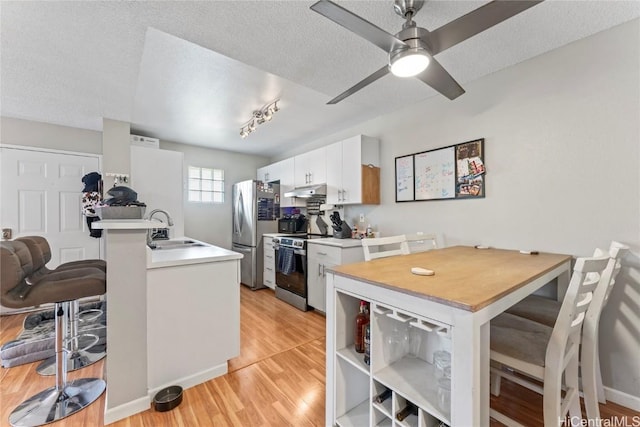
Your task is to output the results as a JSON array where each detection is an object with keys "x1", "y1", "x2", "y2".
[
  {"x1": 263, "y1": 237, "x2": 275, "y2": 289},
  {"x1": 307, "y1": 243, "x2": 364, "y2": 313},
  {"x1": 332, "y1": 290, "x2": 451, "y2": 427}
]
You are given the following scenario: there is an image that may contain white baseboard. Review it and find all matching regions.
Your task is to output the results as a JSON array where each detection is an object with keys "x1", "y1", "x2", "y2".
[
  {"x1": 103, "y1": 394, "x2": 150, "y2": 425},
  {"x1": 605, "y1": 386, "x2": 640, "y2": 412},
  {"x1": 147, "y1": 362, "x2": 228, "y2": 399}
]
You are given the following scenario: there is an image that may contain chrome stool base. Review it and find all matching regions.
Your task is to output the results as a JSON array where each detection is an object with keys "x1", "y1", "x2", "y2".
[
  {"x1": 36, "y1": 347, "x2": 106, "y2": 376},
  {"x1": 8, "y1": 378, "x2": 105, "y2": 427}
]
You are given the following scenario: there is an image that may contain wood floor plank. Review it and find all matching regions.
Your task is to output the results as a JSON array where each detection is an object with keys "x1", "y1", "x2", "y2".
[{"x1": 1, "y1": 285, "x2": 637, "y2": 426}]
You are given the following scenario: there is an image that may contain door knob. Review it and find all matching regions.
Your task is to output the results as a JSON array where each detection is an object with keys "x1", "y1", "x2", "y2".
[{"x1": 2, "y1": 228, "x2": 11, "y2": 240}]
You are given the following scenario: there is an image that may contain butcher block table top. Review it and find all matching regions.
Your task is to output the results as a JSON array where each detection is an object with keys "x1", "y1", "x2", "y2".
[{"x1": 329, "y1": 245, "x2": 572, "y2": 312}]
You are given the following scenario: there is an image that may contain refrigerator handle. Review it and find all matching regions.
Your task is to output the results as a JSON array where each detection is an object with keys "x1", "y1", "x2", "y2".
[{"x1": 235, "y1": 190, "x2": 244, "y2": 235}]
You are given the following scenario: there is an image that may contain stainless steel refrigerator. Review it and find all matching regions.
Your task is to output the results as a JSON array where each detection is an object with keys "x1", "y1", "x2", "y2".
[{"x1": 232, "y1": 180, "x2": 279, "y2": 290}]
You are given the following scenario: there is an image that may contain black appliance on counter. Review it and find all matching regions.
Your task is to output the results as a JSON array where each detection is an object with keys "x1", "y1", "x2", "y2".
[
  {"x1": 273, "y1": 236, "x2": 308, "y2": 311},
  {"x1": 278, "y1": 214, "x2": 307, "y2": 234}
]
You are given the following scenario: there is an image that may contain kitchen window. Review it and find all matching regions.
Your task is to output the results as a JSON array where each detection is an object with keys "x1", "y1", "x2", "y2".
[{"x1": 188, "y1": 166, "x2": 224, "y2": 203}]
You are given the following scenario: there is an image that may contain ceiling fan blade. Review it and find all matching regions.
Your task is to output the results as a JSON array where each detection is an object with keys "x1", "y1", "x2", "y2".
[
  {"x1": 311, "y1": 0, "x2": 406, "y2": 53},
  {"x1": 415, "y1": 57, "x2": 465, "y2": 100},
  {"x1": 327, "y1": 66, "x2": 390, "y2": 105},
  {"x1": 427, "y1": 0, "x2": 544, "y2": 55}
]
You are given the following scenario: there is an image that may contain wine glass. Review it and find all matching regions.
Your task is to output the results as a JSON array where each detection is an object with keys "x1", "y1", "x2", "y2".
[{"x1": 408, "y1": 326, "x2": 422, "y2": 358}]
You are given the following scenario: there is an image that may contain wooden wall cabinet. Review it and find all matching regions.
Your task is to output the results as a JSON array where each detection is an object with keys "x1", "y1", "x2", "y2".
[{"x1": 326, "y1": 135, "x2": 380, "y2": 205}]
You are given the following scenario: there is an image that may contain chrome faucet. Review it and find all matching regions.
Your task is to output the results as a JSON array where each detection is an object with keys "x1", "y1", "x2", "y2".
[
  {"x1": 148, "y1": 209, "x2": 174, "y2": 226},
  {"x1": 146, "y1": 209, "x2": 174, "y2": 247}
]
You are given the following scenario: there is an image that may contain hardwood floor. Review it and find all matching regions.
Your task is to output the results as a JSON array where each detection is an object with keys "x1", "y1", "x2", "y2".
[{"x1": 1, "y1": 287, "x2": 637, "y2": 426}]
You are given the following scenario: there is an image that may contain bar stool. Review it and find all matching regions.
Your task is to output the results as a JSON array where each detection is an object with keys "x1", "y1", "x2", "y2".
[
  {"x1": 1, "y1": 241, "x2": 106, "y2": 427},
  {"x1": 16, "y1": 236, "x2": 107, "y2": 375}
]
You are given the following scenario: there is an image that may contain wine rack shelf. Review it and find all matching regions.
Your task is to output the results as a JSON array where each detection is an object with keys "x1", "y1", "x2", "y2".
[
  {"x1": 337, "y1": 344, "x2": 369, "y2": 375},
  {"x1": 375, "y1": 357, "x2": 450, "y2": 425},
  {"x1": 336, "y1": 399, "x2": 369, "y2": 427},
  {"x1": 330, "y1": 289, "x2": 451, "y2": 427}
]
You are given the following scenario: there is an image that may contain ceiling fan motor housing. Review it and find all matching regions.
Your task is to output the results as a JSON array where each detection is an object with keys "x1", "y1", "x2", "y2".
[
  {"x1": 394, "y1": 26, "x2": 432, "y2": 55},
  {"x1": 393, "y1": 0, "x2": 425, "y2": 18}
]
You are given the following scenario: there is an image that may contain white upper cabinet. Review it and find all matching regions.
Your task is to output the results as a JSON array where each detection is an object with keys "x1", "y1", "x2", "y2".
[
  {"x1": 294, "y1": 146, "x2": 326, "y2": 187},
  {"x1": 257, "y1": 158, "x2": 298, "y2": 207},
  {"x1": 326, "y1": 135, "x2": 380, "y2": 205}
]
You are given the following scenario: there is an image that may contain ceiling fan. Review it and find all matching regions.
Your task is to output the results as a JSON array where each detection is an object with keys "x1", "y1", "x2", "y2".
[{"x1": 310, "y1": 0, "x2": 543, "y2": 104}]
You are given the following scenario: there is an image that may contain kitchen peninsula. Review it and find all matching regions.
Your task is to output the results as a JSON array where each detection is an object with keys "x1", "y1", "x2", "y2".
[{"x1": 94, "y1": 220, "x2": 242, "y2": 424}]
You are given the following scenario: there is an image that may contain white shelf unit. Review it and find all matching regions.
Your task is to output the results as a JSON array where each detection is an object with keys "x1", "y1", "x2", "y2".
[{"x1": 331, "y1": 289, "x2": 451, "y2": 427}]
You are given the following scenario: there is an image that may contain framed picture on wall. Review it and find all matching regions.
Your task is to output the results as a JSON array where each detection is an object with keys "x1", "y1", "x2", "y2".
[
  {"x1": 414, "y1": 146, "x2": 456, "y2": 201},
  {"x1": 455, "y1": 139, "x2": 485, "y2": 198},
  {"x1": 395, "y1": 154, "x2": 414, "y2": 202},
  {"x1": 395, "y1": 138, "x2": 485, "y2": 202}
]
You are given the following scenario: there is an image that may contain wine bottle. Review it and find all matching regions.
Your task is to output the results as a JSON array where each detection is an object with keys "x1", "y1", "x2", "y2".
[
  {"x1": 354, "y1": 301, "x2": 369, "y2": 353},
  {"x1": 396, "y1": 402, "x2": 418, "y2": 421},
  {"x1": 374, "y1": 388, "x2": 392, "y2": 403},
  {"x1": 364, "y1": 323, "x2": 371, "y2": 365}
]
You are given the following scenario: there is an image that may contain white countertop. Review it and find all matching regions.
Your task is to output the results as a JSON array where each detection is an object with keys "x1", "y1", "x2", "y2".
[
  {"x1": 147, "y1": 237, "x2": 242, "y2": 269},
  {"x1": 262, "y1": 233, "x2": 306, "y2": 238},
  {"x1": 94, "y1": 219, "x2": 167, "y2": 229},
  {"x1": 307, "y1": 237, "x2": 364, "y2": 248}
]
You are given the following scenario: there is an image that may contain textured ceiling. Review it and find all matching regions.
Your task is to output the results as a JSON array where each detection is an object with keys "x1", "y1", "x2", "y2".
[{"x1": 1, "y1": 1, "x2": 639, "y2": 157}]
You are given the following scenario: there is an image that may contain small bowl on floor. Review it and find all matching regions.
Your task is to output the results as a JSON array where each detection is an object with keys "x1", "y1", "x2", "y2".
[{"x1": 153, "y1": 385, "x2": 183, "y2": 412}]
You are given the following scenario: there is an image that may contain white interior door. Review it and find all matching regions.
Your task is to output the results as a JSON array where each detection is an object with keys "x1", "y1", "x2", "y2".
[{"x1": 1, "y1": 146, "x2": 101, "y2": 269}]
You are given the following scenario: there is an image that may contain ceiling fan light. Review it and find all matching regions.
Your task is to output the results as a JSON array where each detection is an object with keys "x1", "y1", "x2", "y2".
[{"x1": 390, "y1": 48, "x2": 429, "y2": 78}]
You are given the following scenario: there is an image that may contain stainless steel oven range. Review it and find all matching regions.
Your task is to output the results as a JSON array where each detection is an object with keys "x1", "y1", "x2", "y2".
[{"x1": 273, "y1": 236, "x2": 308, "y2": 311}]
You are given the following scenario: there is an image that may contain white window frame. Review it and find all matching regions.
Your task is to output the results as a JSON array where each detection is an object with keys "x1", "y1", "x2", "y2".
[{"x1": 188, "y1": 166, "x2": 224, "y2": 203}]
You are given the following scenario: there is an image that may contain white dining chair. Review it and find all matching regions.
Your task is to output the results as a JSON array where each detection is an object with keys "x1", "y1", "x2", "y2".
[
  {"x1": 580, "y1": 242, "x2": 627, "y2": 419},
  {"x1": 489, "y1": 253, "x2": 616, "y2": 427},
  {"x1": 404, "y1": 232, "x2": 438, "y2": 253},
  {"x1": 504, "y1": 242, "x2": 627, "y2": 419},
  {"x1": 361, "y1": 235, "x2": 410, "y2": 261}
]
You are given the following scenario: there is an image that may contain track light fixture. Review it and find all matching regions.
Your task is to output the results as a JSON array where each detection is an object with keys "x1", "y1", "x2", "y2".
[{"x1": 240, "y1": 99, "x2": 280, "y2": 138}]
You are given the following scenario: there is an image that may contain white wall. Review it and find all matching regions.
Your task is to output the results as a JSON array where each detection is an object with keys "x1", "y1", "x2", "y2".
[
  {"x1": 102, "y1": 119, "x2": 131, "y2": 189},
  {"x1": 159, "y1": 139, "x2": 268, "y2": 249},
  {"x1": 277, "y1": 20, "x2": 640, "y2": 400},
  {"x1": 0, "y1": 116, "x2": 102, "y2": 153}
]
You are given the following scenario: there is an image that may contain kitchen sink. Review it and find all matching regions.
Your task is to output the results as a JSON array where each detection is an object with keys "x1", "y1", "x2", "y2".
[{"x1": 149, "y1": 239, "x2": 206, "y2": 250}]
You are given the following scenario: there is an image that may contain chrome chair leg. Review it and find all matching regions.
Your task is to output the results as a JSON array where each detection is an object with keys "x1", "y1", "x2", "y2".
[
  {"x1": 36, "y1": 300, "x2": 106, "y2": 376},
  {"x1": 9, "y1": 302, "x2": 106, "y2": 427}
]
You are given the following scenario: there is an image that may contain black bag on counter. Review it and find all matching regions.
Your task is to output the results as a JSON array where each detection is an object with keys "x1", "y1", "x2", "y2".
[{"x1": 103, "y1": 186, "x2": 145, "y2": 207}]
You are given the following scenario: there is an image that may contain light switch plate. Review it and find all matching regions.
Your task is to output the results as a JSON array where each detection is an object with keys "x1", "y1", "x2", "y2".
[{"x1": 359, "y1": 213, "x2": 365, "y2": 223}]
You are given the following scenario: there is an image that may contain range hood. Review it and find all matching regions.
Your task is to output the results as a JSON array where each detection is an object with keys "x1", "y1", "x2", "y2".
[{"x1": 283, "y1": 184, "x2": 326, "y2": 198}]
